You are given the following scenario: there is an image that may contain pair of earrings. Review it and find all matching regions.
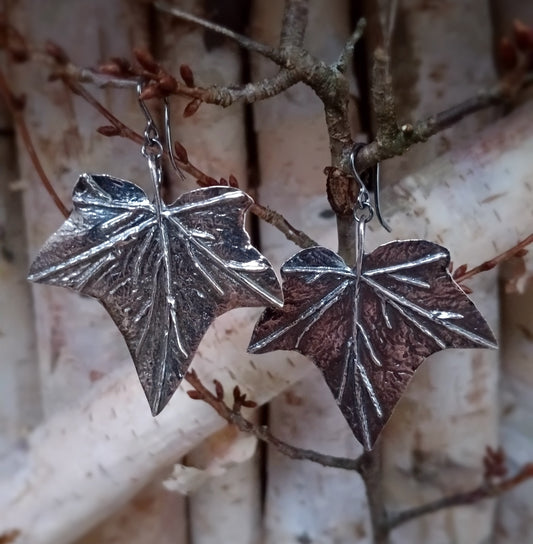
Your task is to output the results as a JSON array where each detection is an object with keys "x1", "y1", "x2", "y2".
[{"x1": 28, "y1": 91, "x2": 496, "y2": 450}]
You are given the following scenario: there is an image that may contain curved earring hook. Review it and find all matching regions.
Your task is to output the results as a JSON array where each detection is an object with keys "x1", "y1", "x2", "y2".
[{"x1": 350, "y1": 144, "x2": 392, "y2": 233}]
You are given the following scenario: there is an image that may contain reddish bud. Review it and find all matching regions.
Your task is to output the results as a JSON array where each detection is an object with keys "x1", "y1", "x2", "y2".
[
  {"x1": 214, "y1": 380, "x2": 224, "y2": 400},
  {"x1": 180, "y1": 64, "x2": 195, "y2": 87},
  {"x1": 205, "y1": 176, "x2": 219, "y2": 187},
  {"x1": 513, "y1": 20, "x2": 533, "y2": 51},
  {"x1": 499, "y1": 37, "x2": 518, "y2": 71},
  {"x1": 187, "y1": 390, "x2": 202, "y2": 400},
  {"x1": 242, "y1": 399, "x2": 258, "y2": 409},
  {"x1": 133, "y1": 47, "x2": 159, "y2": 73},
  {"x1": 452, "y1": 264, "x2": 468, "y2": 280},
  {"x1": 219, "y1": 177, "x2": 228, "y2": 185},
  {"x1": 97, "y1": 125, "x2": 121, "y2": 137},
  {"x1": 515, "y1": 248, "x2": 529, "y2": 258},
  {"x1": 139, "y1": 84, "x2": 161, "y2": 100},
  {"x1": 110, "y1": 56, "x2": 134, "y2": 75},
  {"x1": 174, "y1": 141, "x2": 189, "y2": 163},
  {"x1": 228, "y1": 174, "x2": 239, "y2": 188},
  {"x1": 233, "y1": 385, "x2": 242, "y2": 401},
  {"x1": 8, "y1": 44, "x2": 28, "y2": 63},
  {"x1": 98, "y1": 61, "x2": 123, "y2": 76},
  {"x1": 45, "y1": 40, "x2": 69, "y2": 64},
  {"x1": 183, "y1": 98, "x2": 201, "y2": 117},
  {"x1": 11, "y1": 92, "x2": 26, "y2": 111},
  {"x1": 158, "y1": 74, "x2": 177, "y2": 93}
]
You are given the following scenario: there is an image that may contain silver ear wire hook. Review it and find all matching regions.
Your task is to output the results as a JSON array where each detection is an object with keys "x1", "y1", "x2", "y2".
[
  {"x1": 350, "y1": 144, "x2": 391, "y2": 233},
  {"x1": 164, "y1": 97, "x2": 185, "y2": 182},
  {"x1": 137, "y1": 82, "x2": 185, "y2": 187}
]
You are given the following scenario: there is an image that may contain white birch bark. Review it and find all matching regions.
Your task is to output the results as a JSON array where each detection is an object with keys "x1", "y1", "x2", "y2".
[
  {"x1": 0, "y1": 102, "x2": 41, "y2": 456},
  {"x1": 365, "y1": 3, "x2": 501, "y2": 543},
  {"x1": 156, "y1": 2, "x2": 261, "y2": 542},
  {"x1": 491, "y1": 3, "x2": 533, "y2": 541},
  {"x1": 10, "y1": 1, "x2": 187, "y2": 542},
  {"x1": 12, "y1": 0, "x2": 148, "y2": 415},
  {"x1": 0, "y1": 95, "x2": 532, "y2": 544},
  {"x1": 250, "y1": 1, "x2": 370, "y2": 542}
]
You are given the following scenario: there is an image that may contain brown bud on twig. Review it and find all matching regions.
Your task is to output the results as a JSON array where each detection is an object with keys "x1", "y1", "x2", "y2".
[
  {"x1": 513, "y1": 20, "x2": 533, "y2": 52},
  {"x1": 133, "y1": 47, "x2": 159, "y2": 74},
  {"x1": 97, "y1": 125, "x2": 121, "y2": 137},
  {"x1": 8, "y1": 43, "x2": 28, "y2": 63},
  {"x1": 515, "y1": 248, "x2": 529, "y2": 258},
  {"x1": 174, "y1": 141, "x2": 189, "y2": 163},
  {"x1": 45, "y1": 40, "x2": 69, "y2": 64},
  {"x1": 183, "y1": 98, "x2": 201, "y2": 117},
  {"x1": 452, "y1": 264, "x2": 468, "y2": 280},
  {"x1": 187, "y1": 390, "x2": 203, "y2": 400},
  {"x1": 98, "y1": 61, "x2": 124, "y2": 76},
  {"x1": 233, "y1": 385, "x2": 242, "y2": 402},
  {"x1": 228, "y1": 174, "x2": 239, "y2": 188},
  {"x1": 180, "y1": 64, "x2": 195, "y2": 87},
  {"x1": 158, "y1": 74, "x2": 177, "y2": 94},
  {"x1": 11, "y1": 92, "x2": 26, "y2": 111},
  {"x1": 205, "y1": 176, "x2": 219, "y2": 187},
  {"x1": 242, "y1": 399, "x2": 258, "y2": 409},
  {"x1": 214, "y1": 380, "x2": 224, "y2": 401},
  {"x1": 139, "y1": 84, "x2": 161, "y2": 100},
  {"x1": 499, "y1": 37, "x2": 518, "y2": 71},
  {"x1": 484, "y1": 446, "x2": 508, "y2": 480}
]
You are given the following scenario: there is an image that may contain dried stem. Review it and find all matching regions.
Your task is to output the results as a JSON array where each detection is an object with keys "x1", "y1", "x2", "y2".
[
  {"x1": 60, "y1": 74, "x2": 318, "y2": 248},
  {"x1": 154, "y1": 1, "x2": 285, "y2": 65},
  {"x1": 455, "y1": 233, "x2": 533, "y2": 284},
  {"x1": 387, "y1": 464, "x2": 533, "y2": 530},
  {"x1": 185, "y1": 370, "x2": 363, "y2": 472},
  {"x1": 356, "y1": 73, "x2": 533, "y2": 172},
  {"x1": 0, "y1": 69, "x2": 69, "y2": 217},
  {"x1": 337, "y1": 18, "x2": 367, "y2": 73}
]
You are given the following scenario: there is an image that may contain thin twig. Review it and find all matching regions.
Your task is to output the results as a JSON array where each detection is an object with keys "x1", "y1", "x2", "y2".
[
  {"x1": 454, "y1": 233, "x2": 533, "y2": 284},
  {"x1": 356, "y1": 73, "x2": 533, "y2": 172},
  {"x1": 58, "y1": 76, "x2": 317, "y2": 248},
  {"x1": 185, "y1": 370, "x2": 363, "y2": 472},
  {"x1": 0, "y1": 70, "x2": 69, "y2": 218},
  {"x1": 336, "y1": 18, "x2": 367, "y2": 73},
  {"x1": 388, "y1": 464, "x2": 533, "y2": 530},
  {"x1": 154, "y1": 1, "x2": 285, "y2": 66}
]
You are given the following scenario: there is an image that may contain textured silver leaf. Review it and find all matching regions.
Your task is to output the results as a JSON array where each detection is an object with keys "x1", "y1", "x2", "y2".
[
  {"x1": 248, "y1": 240, "x2": 497, "y2": 450},
  {"x1": 29, "y1": 174, "x2": 282, "y2": 414}
]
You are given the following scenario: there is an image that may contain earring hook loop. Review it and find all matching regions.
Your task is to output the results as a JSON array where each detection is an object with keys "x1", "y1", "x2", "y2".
[{"x1": 350, "y1": 143, "x2": 391, "y2": 232}]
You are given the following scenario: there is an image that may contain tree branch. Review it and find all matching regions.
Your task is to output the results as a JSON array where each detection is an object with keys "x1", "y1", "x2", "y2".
[
  {"x1": 185, "y1": 370, "x2": 363, "y2": 472},
  {"x1": 0, "y1": 69, "x2": 69, "y2": 218},
  {"x1": 279, "y1": 0, "x2": 310, "y2": 50},
  {"x1": 336, "y1": 18, "x2": 367, "y2": 73},
  {"x1": 356, "y1": 73, "x2": 533, "y2": 172},
  {"x1": 454, "y1": 233, "x2": 533, "y2": 284},
  {"x1": 387, "y1": 463, "x2": 533, "y2": 530},
  {"x1": 61, "y1": 75, "x2": 317, "y2": 249},
  {"x1": 153, "y1": 1, "x2": 285, "y2": 65}
]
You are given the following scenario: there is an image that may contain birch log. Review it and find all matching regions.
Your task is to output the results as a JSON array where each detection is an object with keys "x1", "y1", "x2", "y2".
[
  {"x1": 490, "y1": 3, "x2": 533, "y2": 541},
  {"x1": 250, "y1": 1, "x2": 371, "y2": 542},
  {"x1": 10, "y1": 1, "x2": 187, "y2": 542},
  {"x1": 0, "y1": 101, "x2": 40, "y2": 457},
  {"x1": 0, "y1": 94, "x2": 532, "y2": 544},
  {"x1": 373, "y1": 3, "x2": 500, "y2": 543},
  {"x1": 157, "y1": 2, "x2": 261, "y2": 542}
]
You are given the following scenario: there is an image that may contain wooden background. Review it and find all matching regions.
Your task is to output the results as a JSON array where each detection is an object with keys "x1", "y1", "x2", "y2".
[{"x1": 0, "y1": 1, "x2": 533, "y2": 543}]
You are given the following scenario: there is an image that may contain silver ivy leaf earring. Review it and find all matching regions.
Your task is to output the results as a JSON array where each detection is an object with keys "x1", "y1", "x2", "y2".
[
  {"x1": 28, "y1": 84, "x2": 283, "y2": 415},
  {"x1": 248, "y1": 145, "x2": 497, "y2": 451}
]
